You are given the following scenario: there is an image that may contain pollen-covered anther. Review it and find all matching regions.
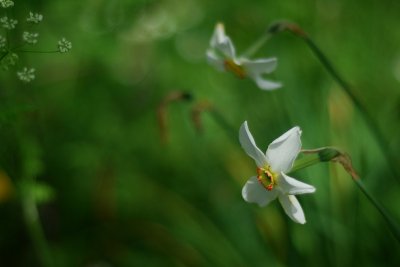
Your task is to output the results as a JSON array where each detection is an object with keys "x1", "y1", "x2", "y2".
[
  {"x1": 256, "y1": 167, "x2": 276, "y2": 191},
  {"x1": 223, "y1": 59, "x2": 246, "y2": 79}
]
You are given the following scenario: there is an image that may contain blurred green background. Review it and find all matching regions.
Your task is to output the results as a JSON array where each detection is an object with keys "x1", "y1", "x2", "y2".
[{"x1": 1, "y1": 0, "x2": 400, "y2": 266}]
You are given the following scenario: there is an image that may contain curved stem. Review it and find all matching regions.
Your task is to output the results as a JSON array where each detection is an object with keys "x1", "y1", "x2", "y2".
[
  {"x1": 268, "y1": 21, "x2": 399, "y2": 182},
  {"x1": 353, "y1": 178, "x2": 400, "y2": 242},
  {"x1": 289, "y1": 153, "x2": 320, "y2": 173},
  {"x1": 22, "y1": 181, "x2": 54, "y2": 267},
  {"x1": 242, "y1": 32, "x2": 272, "y2": 58}
]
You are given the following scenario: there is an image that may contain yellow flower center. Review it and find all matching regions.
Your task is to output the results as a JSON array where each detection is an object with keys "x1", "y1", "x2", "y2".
[
  {"x1": 257, "y1": 166, "x2": 277, "y2": 191},
  {"x1": 224, "y1": 59, "x2": 246, "y2": 79}
]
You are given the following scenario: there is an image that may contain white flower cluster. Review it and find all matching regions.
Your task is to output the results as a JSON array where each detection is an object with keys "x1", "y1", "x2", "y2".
[
  {"x1": 22, "y1": 31, "x2": 39, "y2": 44},
  {"x1": 0, "y1": 0, "x2": 14, "y2": 8},
  {"x1": 26, "y1": 12, "x2": 43, "y2": 24},
  {"x1": 17, "y1": 67, "x2": 35, "y2": 82},
  {"x1": 1, "y1": 52, "x2": 18, "y2": 70},
  {"x1": 0, "y1": 2, "x2": 70, "y2": 83},
  {"x1": 58, "y1": 38, "x2": 72, "y2": 53},
  {"x1": 0, "y1": 16, "x2": 17, "y2": 29},
  {"x1": 0, "y1": 35, "x2": 6, "y2": 51}
]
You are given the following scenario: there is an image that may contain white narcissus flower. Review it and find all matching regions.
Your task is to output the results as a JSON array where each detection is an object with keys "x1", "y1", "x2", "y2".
[
  {"x1": 206, "y1": 23, "x2": 281, "y2": 91},
  {"x1": 239, "y1": 121, "x2": 315, "y2": 224}
]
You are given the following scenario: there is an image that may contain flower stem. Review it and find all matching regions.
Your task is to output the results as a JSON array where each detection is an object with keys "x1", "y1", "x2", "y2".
[
  {"x1": 189, "y1": 101, "x2": 238, "y2": 142},
  {"x1": 22, "y1": 182, "x2": 54, "y2": 267},
  {"x1": 0, "y1": 51, "x2": 9, "y2": 62},
  {"x1": 17, "y1": 50, "x2": 59, "y2": 54},
  {"x1": 290, "y1": 153, "x2": 320, "y2": 173},
  {"x1": 242, "y1": 32, "x2": 272, "y2": 58},
  {"x1": 353, "y1": 178, "x2": 400, "y2": 242},
  {"x1": 267, "y1": 21, "x2": 400, "y2": 182},
  {"x1": 293, "y1": 146, "x2": 400, "y2": 242},
  {"x1": 209, "y1": 109, "x2": 237, "y2": 141}
]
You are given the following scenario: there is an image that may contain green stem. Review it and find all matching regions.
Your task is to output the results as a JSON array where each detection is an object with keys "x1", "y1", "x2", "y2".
[
  {"x1": 0, "y1": 51, "x2": 9, "y2": 62},
  {"x1": 268, "y1": 22, "x2": 399, "y2": 182},
  {"x1": 242, "y1": 32, "x2": 272, "y2": 58},
  {"x1": 209, "y1": 108, "x2": 238, "y2": 142},
  {"x1": 17, "y1": 50, "x2": 59, "y2": 54},
  {"x1": 353, "y1": 178, "x2": 400, "y2": 242},
  {"x1": 289, "y1": 153, "x2": 320, "y2": 174},
  {"x1": 22, "y1": 184, "x2": 54, "y2": 267},
  {"x1": 22, "y1": 183, "x2": 54, "y2": 267}
]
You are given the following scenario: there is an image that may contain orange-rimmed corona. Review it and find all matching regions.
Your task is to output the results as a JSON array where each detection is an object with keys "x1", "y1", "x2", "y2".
[
  {"x1": 223, "y1": 59, "x2": 246, "y2": 79},
  {"x1": 256, "y1": 166, "x2": 277, "y2": 191}
]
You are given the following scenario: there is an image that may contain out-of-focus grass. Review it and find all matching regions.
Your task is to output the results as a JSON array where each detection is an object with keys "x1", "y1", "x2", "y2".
[{"x1": 0, "y1": 0, "x2": 400, "y2": 266}]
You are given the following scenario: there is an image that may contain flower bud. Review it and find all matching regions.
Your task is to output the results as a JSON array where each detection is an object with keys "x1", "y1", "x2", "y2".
[{"x1": 318, "y1": 147, "x2": 341, "y2": 162}]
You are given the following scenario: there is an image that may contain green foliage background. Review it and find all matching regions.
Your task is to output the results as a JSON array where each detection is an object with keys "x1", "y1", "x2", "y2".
[{"x1": 0, "y1": 0, "x2": 400, "y2": 266}]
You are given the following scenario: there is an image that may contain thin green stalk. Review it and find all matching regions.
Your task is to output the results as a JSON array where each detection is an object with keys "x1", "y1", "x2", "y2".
[
  {"x1": 289, "y1": 146, "x2": 400, "y2": 242},
  {"x1": 289, "y1": 153, "x2": 320, "y2": 174},
  {"x1": 242, "y1": 32, "x2": 272, "y2": 58},
  {"x1": 209, "y1": 108, "x2": 238, "y2": 142},
  {"x1": 22, "y1": 182, "x2": 54, "y2": 267},
  {"x1": 353, "y1": 178, "x2": 400, "y2": 242},
  {"x1": 0, "y1": 51, "x2": 8, "y2": 62},
  {"x1": 268, "y1": 22, "x2": 399, "y2": 181},
  {"x1": 17, "y1": 50, "x2": 59, "y2": 54}
]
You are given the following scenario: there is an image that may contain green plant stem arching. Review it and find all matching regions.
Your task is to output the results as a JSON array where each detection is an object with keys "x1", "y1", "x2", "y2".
[
  {"x1": 353, "y1": 178, "x2": 400, "y2": 242},
  {"x1": 242, "y1": 32, "x2": 273, "y2": 58},
  {"x1": 292, "y1": 147, "x2": 400, "y2": 243},
  {"x1": 267, "y1": 21, "x2": 400, "y2": 183}
]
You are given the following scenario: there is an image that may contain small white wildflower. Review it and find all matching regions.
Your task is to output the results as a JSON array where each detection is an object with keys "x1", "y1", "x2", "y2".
[
  {"x1": 17, "y1": 67, "x2": 35, "y2": 82},
  {"x1": 0, "y1": 16, "x2": 18, "y2": 29},
  {"x1": 0, "y1": 35, "x2": 6, "y2": 50},
  {"x1": 26, "y1": 12, "x2": 43, "y2": 24},
  {"x1": 0, "y1": 0, "x2": 14, "y2": 8},
  {"x1": 23, "y1": 31, "x2": 39, "y2": 44},
  {"x1": 58, "y1": 38, "x2": 72, "y2": 53},
  {"x1": 1, "y1": 52, "x2": 18, "y2": 70}
]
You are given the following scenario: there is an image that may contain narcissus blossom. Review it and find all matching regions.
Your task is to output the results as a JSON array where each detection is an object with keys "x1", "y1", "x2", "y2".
[
  {"x1": 206, "y1": 23, "x2": 281, "y2": 90},
  {"x1": 239, "y1": 121, "x2": 315, "y2": 224}
]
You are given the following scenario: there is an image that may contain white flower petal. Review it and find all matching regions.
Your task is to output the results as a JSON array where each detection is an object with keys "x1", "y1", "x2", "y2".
[
  {"x1": 239, "y1": 121, "x2": 268, "y2": 167},
  {"x1": 217, "y1": 37, "x2": 236, "y2": 59},
  {"x1": 242, "y1": 176, "x2": 278, "y2": 207},
  {"x1": 241, "y1": 57, "x2": 278, "y2": 75},
  {"x1": 210, "y1": 23, "x2": 227, "y2": 47},
  {"x1": 278, "y1": 194, "x2": 306, "y2": 224},
  {"x1": 278, "y1": 172, "x2": 316, "y2": 195},
  {"x1": 209, "y1": 23, "x2": 236, "y2": 59},
  {"x1": 206, "y1": 50, "x2": 225, "y2": 71},
  {"x1": 252, "y1": 75, "x2": 282, "y2": 90},
  {"x1": 266, "y1": 126, "x2": 302, "y2": 172}
]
